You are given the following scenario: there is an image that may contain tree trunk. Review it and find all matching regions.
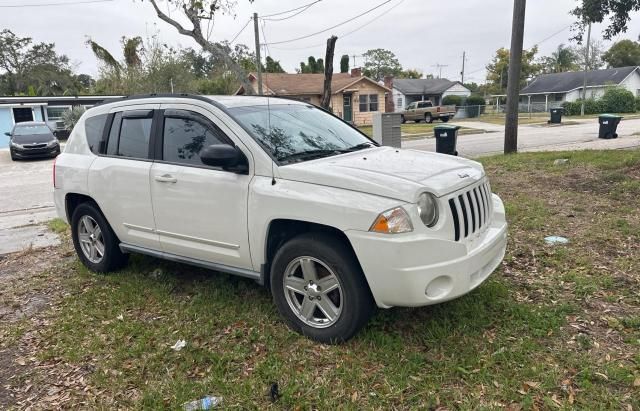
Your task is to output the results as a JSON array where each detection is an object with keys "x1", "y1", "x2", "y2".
[
  {"x1": 321, "y1": 36, "x2": 338, "y2": 110},
  {"x1": 147, "y1": 0, "x2": 255, "y2": 95}
]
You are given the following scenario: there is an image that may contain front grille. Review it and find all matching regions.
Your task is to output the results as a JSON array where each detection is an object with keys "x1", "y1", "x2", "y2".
[
  {"x1": 24, "y1": 143, "x2": 47, "y2": 149},
  {"x1": 448, "y1": 181, "x2": 493, "y2": 241}
]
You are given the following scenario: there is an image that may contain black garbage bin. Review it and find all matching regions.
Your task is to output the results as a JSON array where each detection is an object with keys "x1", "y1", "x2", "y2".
[
  {"x1": 434, "y1": 125, "x2": 461, "y2": 156},
  {"x1": 598, "y1": 114, "x2": 623, "y2": 139},
  {"x1": 548, "y1": 108, "x2": 563, "y2": 124}
]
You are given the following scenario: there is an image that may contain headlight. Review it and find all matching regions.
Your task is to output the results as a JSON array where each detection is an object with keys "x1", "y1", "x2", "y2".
[
  {"x1": 47, "y1": 139, "x2": 59, "y2": 147},
  {"x1": 370, "y1": 207, "x2": 413, "y2": 234},
  {"x1": 417, "y1": 192, "x2": 439, "y2": 227},
  {"x1": 10, "y1": 141, "x2": 22, "y2": 148}
]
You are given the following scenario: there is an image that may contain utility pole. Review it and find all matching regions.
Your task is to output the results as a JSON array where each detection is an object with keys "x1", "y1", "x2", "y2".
[
  {"x1": 432, "y1": 63, "x2": 449, "y2": 79},
  {"x1": 321, "y1": 36, "x2": 338, "y2": 109},
  {"x1": 580, "y1": 22, "x2": 592, "y2": 116},
  {"x1": 504, "y1": 0, "x2": 526, "y2": 154},
  {"x1": 253, "y1": 12, "x2": 263, "y2": 95},
  {"x1": 461, "y1": 52, "x2": 466, "y2": 84}
]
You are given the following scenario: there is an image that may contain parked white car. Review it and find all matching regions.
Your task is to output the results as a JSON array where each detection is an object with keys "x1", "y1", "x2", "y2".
[{"x1": 53, "y1": 95, "x2": 507, "y2": 343}]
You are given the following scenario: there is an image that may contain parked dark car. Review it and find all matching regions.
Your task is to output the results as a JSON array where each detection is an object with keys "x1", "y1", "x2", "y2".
[{"x1": 6, "y1": 122, "x2": 60, "y2": 161}]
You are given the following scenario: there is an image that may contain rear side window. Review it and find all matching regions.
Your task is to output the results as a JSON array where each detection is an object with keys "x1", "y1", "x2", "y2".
[
  {"x1": 162, "y1": 110, "x2": 231, "y2": 166},
  {"x1": 84, "y1": 114, "x2": 108, "y2": 154},
  {"x1": 105, "y1": 110, "x2": 153, "y2": 159}
]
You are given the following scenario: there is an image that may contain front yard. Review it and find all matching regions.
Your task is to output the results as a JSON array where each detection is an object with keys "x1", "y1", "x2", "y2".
[
  {"x1": 1, "y1": 150, "x2": 639, "y2": 409},
  {"x1": 359, "y1": 122, "x2": 487, "y2": 139}
]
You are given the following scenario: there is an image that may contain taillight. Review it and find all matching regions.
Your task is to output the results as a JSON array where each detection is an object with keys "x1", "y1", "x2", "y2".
[
  {"x1": 437, "y1": 106, "x2": 441, "y2": 113},
  {"x1": 53, "y1": 158, "x2": 57, "y2": 189}
]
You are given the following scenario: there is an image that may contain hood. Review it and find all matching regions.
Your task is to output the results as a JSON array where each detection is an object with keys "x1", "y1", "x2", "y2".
[
  {"x1": 277, "y1": 146, "x2": 484, "y2": 202},
  {"x1": 12, "y1": 133, "x2": 56, "y2": 144}
]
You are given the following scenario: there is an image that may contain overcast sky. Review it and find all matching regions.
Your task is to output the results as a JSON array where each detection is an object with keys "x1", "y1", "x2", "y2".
[{"x1": 3, "y1": 0, "x2": 640, "y2": 83}]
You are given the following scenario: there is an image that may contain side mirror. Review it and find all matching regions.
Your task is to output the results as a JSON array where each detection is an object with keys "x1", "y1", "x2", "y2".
[
  {"x1": 53, "y1": 130, "x2": 59, "y2": 138},
  {"x1": 200, "y1": 144, "x2": 248, "y2": 172},
  {"x1": 4, "y1": 132, "x2": 10, "y2": 137}
]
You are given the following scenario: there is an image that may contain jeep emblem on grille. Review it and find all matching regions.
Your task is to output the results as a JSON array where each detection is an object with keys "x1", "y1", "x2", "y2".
[{"x1": 458, "y1": 173, "x2": 470, "y2": 178}]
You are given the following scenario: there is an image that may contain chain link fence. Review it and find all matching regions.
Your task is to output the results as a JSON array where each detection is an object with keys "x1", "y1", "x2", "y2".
[{"x1": 453, "y1": 102, "x2": 564, "y2": 120}]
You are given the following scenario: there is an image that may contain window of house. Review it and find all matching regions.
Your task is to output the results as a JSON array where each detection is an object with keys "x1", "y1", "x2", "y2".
[
  {"x1": 358, "y1": 94, "x2": 379, "y2": 112},
  {"x1": 46, "y1": 106, "x2": 70, "y2": 121},
  {"x1": 162, "y1": 111, "x2": 231, "y2": 167},
  {"x1": 397, "y1": 97, "x2": 403, "y2": 109}
]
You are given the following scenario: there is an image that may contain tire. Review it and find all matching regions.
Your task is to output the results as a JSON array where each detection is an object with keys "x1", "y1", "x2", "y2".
[
  {"x1": 401, "y1": 115, "x2": 406, "y2": 124},
  {"x1": 441, "y1": 116, "x2": 450, "y2": 123},
  {"x1": 270, "y1": 232, "x2": 374, "y2": 344},
  {"x1": 9, "y1": 150, "x2": 16, "y2": 161},
  {"x1": 71, "y1": 202, "x2": 128, "y2": 273},
  {"x1": 425, "y1": 113, "x2": 433, "y2": 123}
]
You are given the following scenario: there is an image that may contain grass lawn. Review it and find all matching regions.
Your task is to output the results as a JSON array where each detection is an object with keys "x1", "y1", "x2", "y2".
[{"x1": 1, "y1": 150, "x2": 639, "y2": 409}]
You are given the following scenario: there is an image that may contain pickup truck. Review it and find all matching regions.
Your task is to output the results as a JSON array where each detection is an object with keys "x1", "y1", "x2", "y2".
[
  {"x1": 53, "y1": 94, "x2": 507, "y2": 344},
  {"x1": 401, "y1": 101, "x2": 456, "y2": 124}
]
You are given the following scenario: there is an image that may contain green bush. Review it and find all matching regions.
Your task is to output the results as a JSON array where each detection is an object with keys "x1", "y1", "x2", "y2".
[
  {"x1": 442, "y1": 95, "x2": 463, "y2": 106},
  {"x1": 465, "y1": 95, "x2": 486, "y2": 117},
  {"x1": 601, "y1": 87, "x2": 636, "y2": 113},
  {"x1": 562, "y1": 99, "x2": 606, "y2": 116},
  {"x1": 635, "y1": 96, "x2": 640, "y2": 112}
]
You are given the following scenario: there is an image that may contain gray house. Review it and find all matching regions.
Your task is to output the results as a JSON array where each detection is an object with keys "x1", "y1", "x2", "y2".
[
  {"x1": 519, "y1": 66, "x2": 640, "y2": 109},
  {"x1": 390, "y1": 78, "x2": 471, "y2": 112}
]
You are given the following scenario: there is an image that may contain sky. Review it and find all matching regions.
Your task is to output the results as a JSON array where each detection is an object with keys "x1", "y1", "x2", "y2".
[{"x1": 2, "y1": 0, "x2": 640, "y2": 84}]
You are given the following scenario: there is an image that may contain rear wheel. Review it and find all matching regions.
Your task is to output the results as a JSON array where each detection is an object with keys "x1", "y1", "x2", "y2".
[
  {"x1": 71, "y1": 202, "x2": 128, "y2": 273},
  {"x1": 270, "y1": 233, "x2": 374, "y2": 344},
  {"x1": 425, "y1": 113, "x2": 433, "y2": 123},
  {"x1": 441, "y1": 116, "x2": 450, "y2": 122}
]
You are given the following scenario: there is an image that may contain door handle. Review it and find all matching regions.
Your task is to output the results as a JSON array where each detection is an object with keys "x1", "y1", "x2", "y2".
[{"x1": 154, "y1": 174, "x2": 177, "y2": 183}]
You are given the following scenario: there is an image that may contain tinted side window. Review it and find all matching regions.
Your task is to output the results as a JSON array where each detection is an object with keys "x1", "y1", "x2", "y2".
[
  {"x1": 118, "y1": 117, "x2": 152, "y2": 158},
  {"x1": 84, "y1": 113, "x2": 108, "y2": 154},
  {"x1": 162, "y1": 111, "x2": 230, "y2": 166}
]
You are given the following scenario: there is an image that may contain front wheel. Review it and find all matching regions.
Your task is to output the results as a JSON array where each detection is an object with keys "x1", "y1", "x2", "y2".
[
  {"x1": 270, "y1": 233, "x2": 374, "y2": 344},
  {"x1": 71, "y1": 202, "x2": 128, "y2": 273}
]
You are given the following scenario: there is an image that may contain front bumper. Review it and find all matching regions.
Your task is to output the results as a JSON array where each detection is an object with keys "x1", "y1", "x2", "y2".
[
  {"x1": 346, "y1": 194, "x2": 507, "y2": 308},
  {"x1": 11, "y1": 145, "x2": 60, "y2": 159}
]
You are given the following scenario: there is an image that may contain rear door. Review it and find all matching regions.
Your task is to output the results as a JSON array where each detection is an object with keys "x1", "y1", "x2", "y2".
[
  {"x1": 89, "y1": 104, "x2": 160, "y2": 250},
  {"x1": 149, "y1": 103, "x2": 254, "y2": 270}
]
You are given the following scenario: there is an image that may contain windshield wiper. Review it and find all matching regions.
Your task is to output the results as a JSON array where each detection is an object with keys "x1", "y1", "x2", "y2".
[
  {"x1": 279, "y1": 149, "x2": 342, "y2": 163},
  {"x1": 341, "y1": 142, "x2": 376, "y2": 152}
]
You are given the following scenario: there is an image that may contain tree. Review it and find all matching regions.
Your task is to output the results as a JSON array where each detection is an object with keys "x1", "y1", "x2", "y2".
[
  {"x1": 485, "y1": 46, "x2": 540, "y2": 94},
  {"x1": 398, "y1": 68, "x2": 423, "y2": 79},
  {"x1": 573, "y1": 40, "x2": 605, "y2": 70},
  {"x1": 602, "y1": 39, "x2": 640, "y2": 67},
  {"x1": 265, "y1": 56, "x2": 285, "y2": 73},
  {"x1": 540, "y1": 44, "x2": 579, "y2": 73},
  {"x1": 0, "y1": 29, "x2": 78, "y2": 95},
  {"x1": 572, "y1": 0, "x2": 640, "y2": 41},
  {"x1": 145, "y1": 0, "x2": 255, "y2": 94},
  {"x1": 463, "y1": 82, "x2": 479, "y2": 92},
  {"x1": 300, "y1": 56, "x2": 324, "y2": 73},
  {"x1": 340, "y1": 54, "x2": 349, "y2": 73},
  {"x1": 362, "y1": 48, "x2": 402, "y2": 81}
]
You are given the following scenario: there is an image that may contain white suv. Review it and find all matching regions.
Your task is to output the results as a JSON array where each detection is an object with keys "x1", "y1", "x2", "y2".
[{"x1": 53, "y1": 95, "x2": 507, "y2": 343}]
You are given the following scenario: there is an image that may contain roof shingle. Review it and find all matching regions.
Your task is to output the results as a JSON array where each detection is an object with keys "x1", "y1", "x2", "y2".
[
  {"x1": 393, "y1": 78, "x2": 460, "y2": 95},
  {"x1": 244, "y1": 73, "x2": 387, "y2": 95},
  {"x1": 521, "y1": 66, "x2": 639, "y2": 94}
]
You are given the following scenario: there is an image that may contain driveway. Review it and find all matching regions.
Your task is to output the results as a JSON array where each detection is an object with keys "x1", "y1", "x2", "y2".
[
  {"x1": 405, "y1": 117, "x2": 640, "y2": 156},
  {"x1": 0, "y1": 150, "x2": 59, "y2": 255}
]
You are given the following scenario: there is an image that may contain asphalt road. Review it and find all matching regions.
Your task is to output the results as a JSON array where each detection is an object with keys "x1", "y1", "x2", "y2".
[
  {"x1": 0, "y1": 118, "x2": 639, "y2": 254},
  {"x1": 405, "y1": 117, "x2": 640, "y2": 156}
]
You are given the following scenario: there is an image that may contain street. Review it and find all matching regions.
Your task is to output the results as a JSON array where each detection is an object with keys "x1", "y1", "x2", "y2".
[{"x1": 0, "y1": 118, "x2": 639, "y2": 255}]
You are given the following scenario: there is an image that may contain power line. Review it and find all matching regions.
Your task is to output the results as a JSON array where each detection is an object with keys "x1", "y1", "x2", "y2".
[
  {"x1": 0, "y1": 0, "x2": 113, "y2": 7},
  {"x1": 262, "y1": 1, "x2": 320, "y2": 22},
  {"x1": 260, "y1": 20, "x2": 271, "y2": 57},
  {"x1": 264, "y1": 0, "x2": 393, "y2": 46},
  {"x1": 229, "y1": 17, "x2": 252, "y2": 45},
  {"x1": 529, "y1": 24, "x2": 572, "y2": 48},
  {"x1": 260, "y1": 0, "x2": 323, "y2": 18}
]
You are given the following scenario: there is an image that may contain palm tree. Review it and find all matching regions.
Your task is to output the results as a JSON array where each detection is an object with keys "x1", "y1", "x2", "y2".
[{"x1": 543, "y1": 44, "x2": 579, "y2": 73}]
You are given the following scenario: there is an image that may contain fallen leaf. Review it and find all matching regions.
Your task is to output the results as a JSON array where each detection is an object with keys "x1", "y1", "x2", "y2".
[
  {"x1": 351, "y1": 391, "x2": 358, "y2": 401},
  {"x1": 524, "y1": 381, "x2": 541, "y2": 389},
  {"x1": 633, "y1": 377, "x2": 640, "y2": 387}
]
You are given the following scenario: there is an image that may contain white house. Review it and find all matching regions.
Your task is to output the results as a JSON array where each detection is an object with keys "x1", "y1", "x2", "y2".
[
  {"x1": 519, "y1": 66, "x2": 640, "y2": 109},
  {"x1": 389, "y1": 78, "x2": 471, "y2": 112}
]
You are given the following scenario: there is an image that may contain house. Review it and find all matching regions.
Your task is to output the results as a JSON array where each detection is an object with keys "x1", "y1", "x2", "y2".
[
  {"x1": 389, "y1": 78, "x2": 471, "y2": 112},
  {"x1": 235, "y1": 68, "x2": 390, "y2": 125},
  {"x1": 519, "y1": 66, "x2": 640, "y2": 109},
  {"x1": 0, "y1": 95, "x2": 121, "y2": 140}
]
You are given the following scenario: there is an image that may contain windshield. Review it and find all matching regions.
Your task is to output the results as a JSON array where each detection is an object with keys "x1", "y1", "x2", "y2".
[
  {"x1": 13, "y1": 124, "x2": 52, "y2": 136},
  {"x1": 229, "y1": 103, "x2": 376, "y2": 164}
]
